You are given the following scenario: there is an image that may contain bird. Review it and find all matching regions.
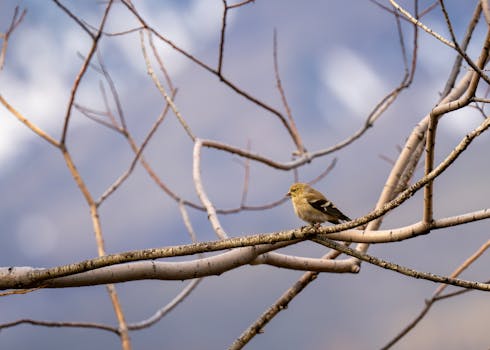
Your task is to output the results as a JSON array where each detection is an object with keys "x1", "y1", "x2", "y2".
[{"x1": 286, "y1": 182, "x2": 351, "y2": 225}]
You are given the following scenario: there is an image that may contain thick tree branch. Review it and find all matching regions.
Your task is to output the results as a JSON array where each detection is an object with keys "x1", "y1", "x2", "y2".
[{"x1": 314, "y1": 237, "x2": 490, "y2": 292}]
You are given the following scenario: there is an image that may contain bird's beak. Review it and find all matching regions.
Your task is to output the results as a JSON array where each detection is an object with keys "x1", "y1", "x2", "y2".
[{"x1": 286, "y1": 191, "x2": 291, "y2": 197}]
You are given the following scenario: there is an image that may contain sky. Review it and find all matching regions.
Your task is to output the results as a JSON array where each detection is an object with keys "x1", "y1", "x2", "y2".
[{"x1": 1, "y1": 1, "x2": 490, "y2": 349}]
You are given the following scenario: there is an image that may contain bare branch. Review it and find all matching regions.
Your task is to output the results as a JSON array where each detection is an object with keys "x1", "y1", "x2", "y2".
[
  {"x1": 438, "y1": 0, "x2": 490, "y2": 86},
  {"x1": 74, "y1": 102, "x2": 123, "y2": 133},
  {"x1": 424, "y1": 26, "x2": 490, "y2": 223},
  {"x1": 0, "y1": 318, "x2": 118, "y2": 334},
  {"x1": 128, "y1": 279, "x2": 202, "y2": 330},
  {"x1": 52, "y1": 0, "x2": 95, "y2": 38},
  {"x1": 127, "y1": 202, "x2": 203, "y2": 330},
  {"x1": 218, "y1": 0, "x2": 228, "y2": 75},
  {"x1": 239, "y1": 140, "x2": 252, "y2": 207},
  {"x1": 314, "y1": 237, "x2": 490, "y2": 292},
  {"x1": 472, "y1": 96, "x2": 490, "y2": 103},
  {"x1": 140, "y1": 30, "x2": 195, "y2": 141},
  {"x1": 148, "y1": 31, "x2": 175, "y2": 92},
  {"x1": 96, "y1": 51, "x2": 128, "y2": 131},
  {"x1": 355, "y1": 53, "x2": 483, "y2": 256},
  {"x1": 2, "y1": 204, "x2": 490, "y2": 290},
  {"x1": 311, "y1": 3, "x2": 419, "y2": 160},
  {"x1": 252, "y1": 251, "x2": 358, "y2": 273},
  {"x1": 96, "y1": 100, "x2": 174, "y2": 205},
  {"x1": 59, "y1": 0, "x2": 113, "y2": 145},
  {"x1": 33, "y1": 242, "x2": 295, "y2": 287},
  {"x1": 0, "y1": 6, "x2": 27, "y2": 70},
  {"x1": 193, "y1": 139, "x2": 228, "y2": 239},
  {"x1": 441, "y1": 2, "x2": 481, "y2": 99},
  {"x1": 369, "y1": 0, "x2": 438, "y2": 20},
  {"x1": 0, "y1": 95, "x2": 60, "y2": 148},
  {"x1": 382, "y1": 239, "x2": 490, "y2": 349},
  {"x1": 228, "y1": 245, "x2": 349, "y2": 350},
  {"x1": 227, "y1": 0, "x2": 255, "y2": 10},
  {"x1": 389, "y1": 0, "x2": 455, "y2": 48},
  {"x1": 273, "y1": 29, "x2": 304, "y2": 154},
  {"x1": 121, "y1": 0, "x2": 303, "y2": 150},
  {"x1": 3, "y1": 2, "x2": 490, "y2": 347},
  {"x1": 482, "y1": 0, "x2": 490, "y2": 26},
  {"x1": 62, "y1": 148, "x2": 131, "y2": 348}
]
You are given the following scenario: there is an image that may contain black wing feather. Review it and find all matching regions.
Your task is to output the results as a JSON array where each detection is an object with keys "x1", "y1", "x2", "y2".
[{"x1": 309, "y1": 198, "x2": 351, "y2": 222}]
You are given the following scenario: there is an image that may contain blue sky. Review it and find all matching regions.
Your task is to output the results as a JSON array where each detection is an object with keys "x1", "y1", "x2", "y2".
[{"x1": 1, "y1": 1, "x2": 489, "y2": 349}]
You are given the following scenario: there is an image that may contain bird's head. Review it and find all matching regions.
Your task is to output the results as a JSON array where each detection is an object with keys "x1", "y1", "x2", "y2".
[{"x1": 286, "y1": 183, "x2": 308, "y2": 198}]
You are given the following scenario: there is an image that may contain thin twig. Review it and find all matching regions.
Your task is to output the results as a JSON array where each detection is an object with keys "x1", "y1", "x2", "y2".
[
  {"x1": 52, "y1": 0, "x2": 95, "y2": 38},
  {"x1": 228, "y1": 245, "x2": 349, "y2": 350},
  {"x1": 128, "y1": 203, "x2": 202, "y2": 330},
  {"x1": 380, "y1": 304, "x2": 431, "y2": 350},
  {"x1": 59, "y1": 0, "x2": 113, "y2": 145},
  {"x1": 309, "y1": 2, "x2": 418, "y2": 160},
  {"x1": 99, "y1": 81, "x2": 120, "y2": 128},
  {"x1": 369, "y1": 0, "x2": 438, "y2": 20},
  {"x1": 472, "y1": 96, "x2": 490, "y2": 104},
  {"x1": 121, "y1": 0, "x2": 302, "y2": 150},
  {"x1": 438, "y1": 0, "x2": 490, "y2": 86},
  {"x1": 239, "y1": 140, "x2": 252, "y2": 207},
  {"x1": 193, "y1": 140, "x2": 228, "y2": 239},
  {"x1": 140, "y1": 29, "x2": 195, "y2": 141},
  {"x1": 441, "y1": 2, "x2": 481, "y2": 98},
  {"x1": 392, "y1": 0, "x2": 490, "y2": 87},
  {"x1": 3, "y1": 204, "x2": 490, "y2": 289},
  {"x1": 424, "y1": 26, "x2": 490, "y2": 223},
  {"x1": 0, "y1": 6, "x2": 27, "y2": 70},
  {"x1": 356, "y1": 22, "x2": 483, "y2": 254},
  {"x1": 128, "y1": 279, "x2": 201, "y2": 330},
  {"x1": 123, "y1": 0, "x2": 415, "y2": 167},
  {"x1": 0, "y1": 318, "x2": 119, "y2": 334},
  {"x1": 482, "y1": 0, "x2": 490, "y2": 26},
  {"x1": 62, "y1": 147, "x2": 132, "y2": 349},
  {"x1": 218, "y1": 0, "x2": 228, "y2": 75},
  {"x1": 96, "y1": 51, "x2": 128, "y2": 131},
  {"x1": 0, "y1": 286, "x2": 45, "y2": 296},
  {"x1": 0, "y1": 95, "x2": 60, "y2": 147},
  {"x1": 53, "y1": 2, "x2": 132, "y2": 343},
  {"x1": 148, "y1": 31, "x2": 175, "y2": 92},
  {"x1": 96, "y1": 100, "x2": 174, "y2": 205},
  {"x1": 227, "y1": 0, "x2": 255, "y2": 9},
  {"x1": 4, "y1": 210, "x2": 490, "y2": 289},
  {"x1": 74, "y1": 103, "x2": 122, "y2": 133},
  {"x1": 314, "y1": 237, "x2": 490, "y2": 291},
  {"x1": 2, "y1": 111, "x2": 490, "y2": 290},
  {"x1": 273, "y1": 29, "x2": 304, "y2": 154},
  {"x1": 382, "y1": 239, "x2": 490, "y2": 349},
  {"x1": 389, "y1": 0, "x2": 455, "y2": 48}
]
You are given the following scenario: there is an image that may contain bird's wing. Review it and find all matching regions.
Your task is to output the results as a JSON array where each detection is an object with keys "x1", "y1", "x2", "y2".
[{"x1": 304, "y1": 189, "x2": 351, "y2": 222}]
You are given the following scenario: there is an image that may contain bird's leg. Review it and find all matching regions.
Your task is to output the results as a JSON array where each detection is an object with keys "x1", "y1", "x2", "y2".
[{"x1": 302, "y1": 223, "x2": 321, "y2": 231}]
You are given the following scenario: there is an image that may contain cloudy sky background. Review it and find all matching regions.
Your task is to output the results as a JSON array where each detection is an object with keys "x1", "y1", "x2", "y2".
[{"x1": 1, "y1": 1, "x2": 489, "y2": 349}]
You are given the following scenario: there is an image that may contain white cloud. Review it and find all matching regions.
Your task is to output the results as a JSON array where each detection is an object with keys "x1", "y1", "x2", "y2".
[
  {"x1": 0, "y1": 1, "x2": 227, "y2": 170},
  {"x1": 0, "y1": 24, "x2": 81, "y2": 167},
  {"x1": 321, "y1": 47, "x2": 386, "y2": 117},
  {"x1": 116, "y1": 0, "x2": 222, "y2": 77},
  {"x1": 440, "y1": 107, "x2": 486, "y2": 137}
]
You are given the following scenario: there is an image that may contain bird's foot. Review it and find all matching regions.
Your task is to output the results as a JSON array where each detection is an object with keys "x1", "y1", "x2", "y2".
[{"x1": 300, "y1": 223, "x2": 321, "y2": 232}]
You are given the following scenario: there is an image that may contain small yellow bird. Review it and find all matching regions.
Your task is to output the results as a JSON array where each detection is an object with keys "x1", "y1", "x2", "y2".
[{"x1": 287, "y1": 183, "x2": 351, "y2": 225}]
